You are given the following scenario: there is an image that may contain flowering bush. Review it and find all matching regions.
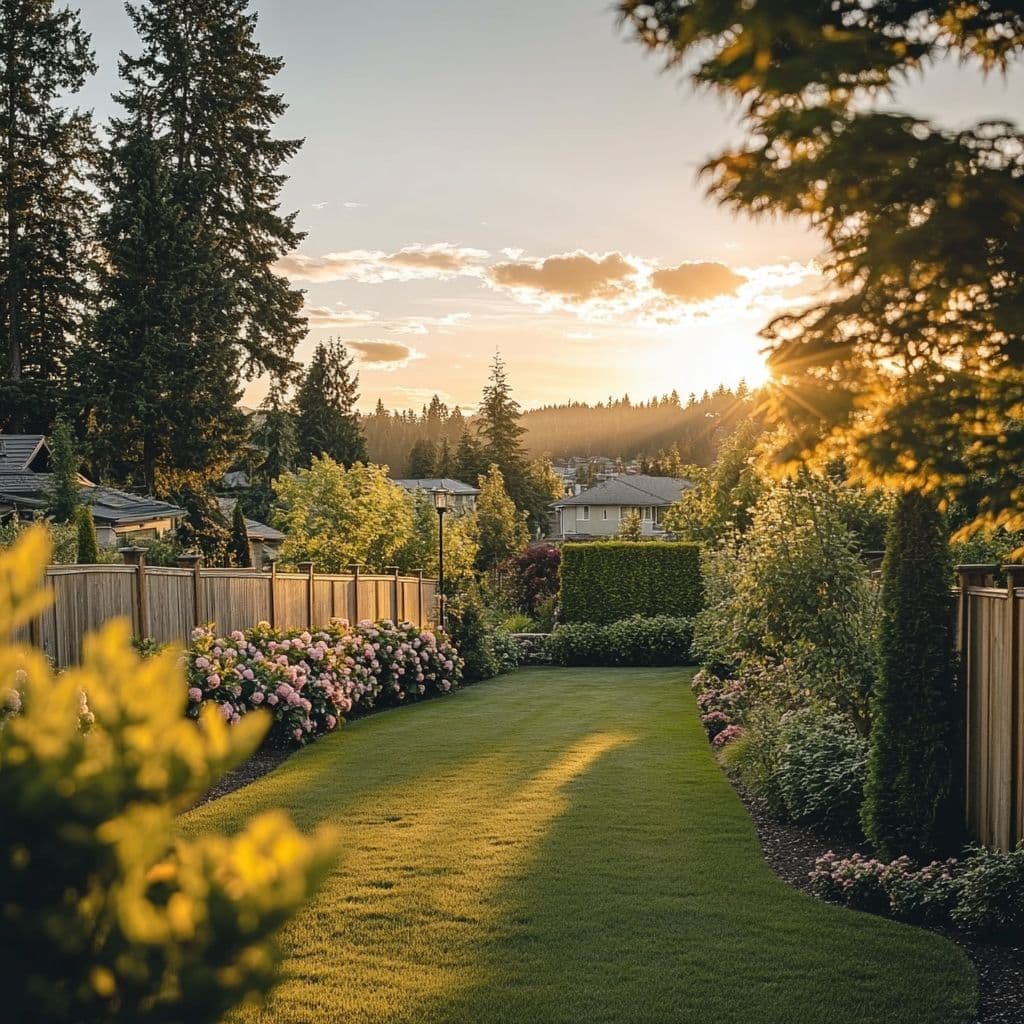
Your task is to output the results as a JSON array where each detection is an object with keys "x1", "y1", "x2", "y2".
[
  {"x1": 712, "y1": 724, "x2": 745, "y2": 748},
  {"x1": 809, "y1": 852, "x2": 892, "y2": 913},
  {"x1": 507, "y1": 544, "x2": 560, "y2": 614},
  {"x1": 3, "y1": 681, "x2": 95, "y2": 733},
  {"x1": 186, "y1": 619, "x2": 462, "y2": 745},
  {"x1": 547, "y1": 615, "x2": 693, "y2": 667},
  {"x1": 696, "y1": 678, "x2": 747, "y2": 739}
]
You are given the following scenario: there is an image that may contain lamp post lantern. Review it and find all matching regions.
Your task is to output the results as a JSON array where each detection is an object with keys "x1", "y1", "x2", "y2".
[{"x1": 432, "y1": 487, "x2": 451, "y2": 628}]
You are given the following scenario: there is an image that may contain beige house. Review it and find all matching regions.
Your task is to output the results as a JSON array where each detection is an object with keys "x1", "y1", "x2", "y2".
[
  {"x1": 552, "y1": 474, "x2": 691, "y2": 539},
  {"x1": 393, "y1": 477, "x2": 480, "y2": 513}
]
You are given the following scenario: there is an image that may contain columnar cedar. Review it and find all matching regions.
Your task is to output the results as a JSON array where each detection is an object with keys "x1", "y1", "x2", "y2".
[
  {"x1": 294, "y1": 340, "x2": 367, "y2": 468},
  {"x1": 74, "y1": 505, "x2": 99, "y2": 564},
  {"x1": 228, "y1": 500, "x2": 251, "y2": 568}
]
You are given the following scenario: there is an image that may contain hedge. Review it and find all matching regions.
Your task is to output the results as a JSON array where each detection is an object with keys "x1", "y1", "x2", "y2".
[
  {"x1": 559, "y1": 541, "x2": 702, "y2": 624},
  {"x1": 546, "y1": 615, "x2": 693, "y2": 667}
]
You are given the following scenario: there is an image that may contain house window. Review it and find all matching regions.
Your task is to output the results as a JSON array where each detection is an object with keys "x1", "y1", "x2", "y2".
[
  {"x1": 580, "y1": 505, "x2": 590, "y2": 521},
  {"x1": 642, "y1": 507, "x2": 653, "y2": 521},
  {"x1": 602, "y1": 508, "x2": 609, "y2": 521}
]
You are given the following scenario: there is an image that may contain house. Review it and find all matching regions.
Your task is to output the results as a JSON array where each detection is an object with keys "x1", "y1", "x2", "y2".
[
  {"x1": 216, "y1": 498, "x2": 285, "y2": 566},
  {"x1": 0, "y1": 434, "x2": 185, "y2": 546},
  {"x1": 392, "y1": 477, "x2": 480, "y2": 513},
  {"x1": 551, "y1": 474, "x2": 691, "y2": 539}
]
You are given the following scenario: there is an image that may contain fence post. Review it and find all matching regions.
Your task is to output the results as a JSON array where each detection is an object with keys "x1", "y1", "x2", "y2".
[
  {"x1": 349, "y1": 563, "x2": 361, "y2": 624},
  {"x1": 268, "y1": 556, "x2": 278, "y2": 629},
  {"x1": 385, "y1": 566, "x2": 401, "y2": 623},
  {"x1": 176, "y1": 553, "x2": 204, "y2": 629},
  {"x1": 956, "y1": 563, "x2": 1000, "y2": 839},
  {"x1": 120, "y1": 546, "x2": 148, "y2": 638},
  {"x1": 413, "y1": 569, "x2": 424, "y2": 628},
  {"x1": 297, "y1": 562, "x2": 314, "y2": 627},
  {"x1": 1005, "y1": 565, "x2": 1024, "y2": 848}
]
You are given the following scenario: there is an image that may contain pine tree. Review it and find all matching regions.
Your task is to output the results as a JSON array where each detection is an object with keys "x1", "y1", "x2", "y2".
[
  {"x1": 435, "y1": 434, "x2": 454, "y2": 477},
  {"x1": 477, "y1": 352, "x2": 527, "y2": 506},
  {"x1": 113, "y1": 0, "x2": 305, "y2": 380},
  {"x1": 75, "y1": 505, "x2": 99, "y2": 563},
  {"x1": 454, "y1": 430, "x2": 487, "y2": 486},
  {"x1": 0, "y1": 2, "x2": 97, "y2": 432},
  {"x1": 45, "y1": 417, "x2": 81, "y2": 522},
  {"x1": 86, "y1": 126, "x2": 244, "y2": 496},
  {"x1": 245, "y1": 384, "x2": 298, "y2": 520},
  {"x1": 228, "y1": 500, "x2": 252, "y2": 567},
  {"x1": 407, "y1": 438, "x2": 437, "y2": 478},
  {"x1": 294, "y1": 340, "x2": 367, "y2": 467}
]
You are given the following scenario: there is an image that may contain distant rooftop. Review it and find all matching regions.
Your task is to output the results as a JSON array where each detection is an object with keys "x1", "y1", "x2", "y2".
[
  {"x1": 393, "y1": 477, "x2": 480, "y2": 496},
  {"x1": 0, "y1": 434, "x2": 49, "y2": 475},
  {"x1": 552, "y1": 474, "x2": 691, "y2": 509}
]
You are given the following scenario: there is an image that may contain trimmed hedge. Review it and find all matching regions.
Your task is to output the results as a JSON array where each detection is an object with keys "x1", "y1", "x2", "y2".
[
  {"x1": 559, "y1": 541, "x2": 702, "y2": 624},
  {"x1": 546, "y1": 615, "x2": 694, "y2": 667}
]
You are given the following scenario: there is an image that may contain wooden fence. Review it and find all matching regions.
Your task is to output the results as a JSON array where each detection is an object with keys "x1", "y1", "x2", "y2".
[
  {"x1": 15, "y1": 553, "x2": 438, "y2": 669},
  {"x1": 956, "y1": 565, "x2": 1024, "y2": 851}
]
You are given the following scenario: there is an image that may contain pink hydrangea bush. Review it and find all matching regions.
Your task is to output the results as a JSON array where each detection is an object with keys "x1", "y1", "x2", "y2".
[
  {"x1": 2, "y1": 681, "x2": 95, "y2": 733},
  {"x1": 186, "y1": 619, "x2": 462, "y2": 745}
]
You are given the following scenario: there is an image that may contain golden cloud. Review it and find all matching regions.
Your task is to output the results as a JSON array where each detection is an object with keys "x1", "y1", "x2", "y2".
[
  {"x1": 650, "y1": 262, "x2": 747, "y2": 302},
  {"x1": 347, "y1": 340, "x2": 423, "y2": 370},
  {"x1": 488, "y1": 251, "x2": 636, "y2": 300}
]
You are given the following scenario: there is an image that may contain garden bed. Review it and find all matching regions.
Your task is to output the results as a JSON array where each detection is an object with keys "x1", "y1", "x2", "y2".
[{"x1": 732, "y1": 777, "x2": 1024, "y2": 1024}]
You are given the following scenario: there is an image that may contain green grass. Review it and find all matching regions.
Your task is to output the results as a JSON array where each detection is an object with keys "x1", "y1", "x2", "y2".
[{"x1": 187, "y1": 667, "x2": 977, "y2": 1024}]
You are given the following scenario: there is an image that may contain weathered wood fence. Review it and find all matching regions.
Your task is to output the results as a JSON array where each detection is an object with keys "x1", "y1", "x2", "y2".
[
  {"x1": 15, "y1": 551, "x2": 438, "y2": 669},
  {"x1": 956, "y1": 565, "x2": 1024, "y2": 851}
]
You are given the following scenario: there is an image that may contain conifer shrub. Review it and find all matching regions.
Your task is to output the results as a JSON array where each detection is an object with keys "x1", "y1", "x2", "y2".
[
  {"x1": 559, "y1": 542, "x2": 702, "y2": 624},
  {"x1": 0, "y1": 528, "x2": 336, "y2": 1023},
  {"x1": 75, "y1": 505, "x2": 100, "y2": 564},
  {"x1": 861, "y1": 491, "x2": 963, "y2": 860}
]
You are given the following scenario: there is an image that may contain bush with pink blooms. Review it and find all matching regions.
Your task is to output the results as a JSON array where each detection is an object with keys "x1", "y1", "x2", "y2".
[{"x1": 185, "y1": 619, "x2": 462, "y2": 745}]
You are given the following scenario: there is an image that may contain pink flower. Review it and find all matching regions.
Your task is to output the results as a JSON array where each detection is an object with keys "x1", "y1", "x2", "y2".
[
  {"x1": 267, "y1": 693, "x2": 279, "y2": 706},
  {"x1": 219, "y1": 703, "x2": 233, "y2": 721},
  {"x1": 188, "y1": 687, "x2": 203, "y2": 702},
  {"x1": 194, "y1": 656, "x2": 210, "y2": 671},
  {"x1": 207, "y1": 673, "x2": 221, "y2": 689}
]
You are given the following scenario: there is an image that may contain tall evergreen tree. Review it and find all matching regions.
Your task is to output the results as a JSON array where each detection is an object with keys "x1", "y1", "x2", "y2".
[
  {"x1": 74, "y1": 504, "x2": 99, "y2": 564},
  {"x1": 45, "y1": 416, "x2": 81, "y2": 522},
  {"x1": 435, "y1": 434, "x2": 454, "y2": 477},
  {"x1": 294, "y1": 340, "x2": 367, "y2": 467},
  {"x1": 244, "y1": 383, "x2": 297, "y2": 519},
  {"x1": 477, "y1": 351, "x2": 527, "y2": 505},
  {"x1": 0, "y1": 1, "x2": 97, "y2": 432},
  {"x1": 454, "y1": 429, "x2": 487, "y2": 486},
  {"x1": 474, "y1": 465, "x2": 529, "y2": 572},
  {"x1": 407, "y1": 438, "x2": 437, "y2": 478},
  {"x1": 112, "y1": 0, "x2": 305, "y2": 379},
  {"x1": 86, "y1": 126, "x2": 243, "y2": 496},
  {"x1": 228, "y1": 500, "x2": 252, "y2": 567}
]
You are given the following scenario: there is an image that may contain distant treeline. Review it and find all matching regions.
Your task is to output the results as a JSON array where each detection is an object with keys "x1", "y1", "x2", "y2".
[{"x1": 363, "y1": 384, "x2": 757, "y2": 476}]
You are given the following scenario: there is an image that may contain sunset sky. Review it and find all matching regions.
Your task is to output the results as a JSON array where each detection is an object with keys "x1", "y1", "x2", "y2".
[{"x1": 80, "y1": 1, "x2": 1023, "y2": 413}]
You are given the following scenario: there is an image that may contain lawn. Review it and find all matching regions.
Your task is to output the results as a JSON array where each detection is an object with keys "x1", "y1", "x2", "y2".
[{"x1": 186, "y1": 667, "x2": 976, "y2": 1024}]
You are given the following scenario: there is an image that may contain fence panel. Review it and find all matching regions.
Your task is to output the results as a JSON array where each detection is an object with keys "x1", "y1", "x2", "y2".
[
  {"x1": 17, "y1": 562, "x2": 438, "y2": 669},
  {"x1": 958, "y1": 568, "x2": 1024, "y2": 851}
]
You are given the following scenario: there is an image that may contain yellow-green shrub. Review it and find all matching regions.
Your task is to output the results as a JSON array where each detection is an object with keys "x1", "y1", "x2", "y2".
[{"x1": 0, "y1": 527, "x2": 337, "y2": 1024}]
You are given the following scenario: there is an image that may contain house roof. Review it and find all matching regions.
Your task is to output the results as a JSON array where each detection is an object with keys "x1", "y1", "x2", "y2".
[
  {"x1": 216, "y1": 498, "x2": 285, "y2": 542},
  {"x1": 82, "y1": 486, "x2": 186, "y2": 526},
  {"x1": 552, "y1": 474, "x2": 691, "y2": 509},
  {"x1": 393, "y1": 477, "x2": 481, "y2": 496},
  {"x1": 0, "y1": 434, "x2": 48, "y2": 474}
]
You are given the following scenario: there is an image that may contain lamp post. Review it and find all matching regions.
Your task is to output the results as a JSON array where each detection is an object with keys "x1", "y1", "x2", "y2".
[{"x1": 432, "y1": 487, "x2": 451, "y2": 629}]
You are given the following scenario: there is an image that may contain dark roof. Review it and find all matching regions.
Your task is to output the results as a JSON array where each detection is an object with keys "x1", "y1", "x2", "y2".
[
  {"x1": 216, "y1": 498, "x2": 285, "y2": 542},
  {"x1": 393, "y1": 477, "x2": 480, "y2": 496},
  {"x1": 0, "y1": 434, "x2": 48, "y2": 474},
  {"x1": 0, "y1": 491, "x2": 46, "y2": 509},
  {"x1": 552, "y1": 474, "x2": 691, "y2": 509},
  {"x1": 82, "y1": 486, "x2": 185, "y2": 526}
]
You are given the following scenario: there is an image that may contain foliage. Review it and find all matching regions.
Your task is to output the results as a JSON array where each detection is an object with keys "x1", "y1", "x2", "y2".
[
  {"x1": 813, "y1": 844, "x2": 1024, "y2": 939},
  {"x1": 86, "y1": 126, "x2": 244, "y2": 497},
  {"x1": 533, "y1": 594, "x2": 557, "y2": 632},
  {"x1": 950, "y1": 844, "x2": 1024, "y2": 939},
  {"x1": 74, "y1": 506, "x2": 99, "y2": 564},
  {"x1": 616, "y1": 508, "x2": 642, "y2": 541},
  {"x1": 274, "y1": 457, "x2": 413, "y2": 572},
  {"x1": 444, "y1": 587, "x2": 500, "y2": 683},
  {"x1": 115, "y1": 0, "x2": 305, "y2": 381},
  {"x1": 0, "y1": 515, "x2": 76, "y2": 564},
  {"x1": 501, "y1": 613, "x2": 535, "y2": 634},
  {"x1": 547, "y1": 615, "x2": 693, "y2": 668},
  {"x1": 774, "y1": 710, "x2": 868, "y2": 835},
  {"x1": 490, "y1": 628, "x2": 521, "y2": 676},
  {"x1": 507, "y1": 544, "x2": 560, "y2": 615},
  {"x1": 862, "y1": 491, "x2": 963, "y2": 861},
  {"x1": 453, "y1": 429, "x2": 488, "y2": 487},
  {"x1": 187, "y1": 618, "x2": 462, "y2": 745},
  {"x1": 0, "y1": 0, "x2": 97, "y2": 435},
  {"x1": 46, "y1": 418, "x2": 82, "y2": 522},
  {"x1": 294, "y1": 339, "x2": 367, "y2": 468},
  {"x1": 474, "y1": 464, "x2": 529, "y2": 572},
  {"x1": 520, "y1": 458, "x2": 564, "y2": 536},
  {"x1": 559, "y1": 541, "x2": 702, "y2": 625},
  {"x1": 170, "y1": 485, "x2": 230, "y2": 566},
  {"x1": 228, "y1": 500, "x2": 251, "y2": 567},
  {"x1": 0, "y1": 527, "x2": 335, "y2": 1023},
  {"x1": 407, "y1": 438, "x2": 437, "y2": 477},
  {"x1": 663, "y1": 418, "x2": 764, "y2": 544},
  {"x1": 620, "y1": 3, "x2": 1024, "y2": 539},
  {"x1": 477, "y1": 351, "x2": 528, "y2": 510},
  {"x1": 394, "y1": 489, "x2": 478, "y2": 586},
  {"x1": 693, "y1": 477, "x2": 878, "y2": 735},
  {"x1": 243, "y1": 384, "x2": 298, "y2": 521}
]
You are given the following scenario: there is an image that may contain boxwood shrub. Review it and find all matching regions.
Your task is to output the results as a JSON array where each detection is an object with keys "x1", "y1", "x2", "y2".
[
  {"x1": 546, "y1": 615, "x2": 693, "y2": 667},
  {"x1": 559, "y1": 541, "x2": 702, "y2": 624}
]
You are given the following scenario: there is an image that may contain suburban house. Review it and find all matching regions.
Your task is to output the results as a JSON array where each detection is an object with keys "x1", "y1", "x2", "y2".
[
  {"x1": 551, "y1": 474, "x2": 691, "y2": 539},
  {"x1": 393, "y1": 477, "x2": 480, "y2": 513},
  {"x1": 216, "y1": 497, "x2": 286, "y2": 566},
  {"x1": 0, "y1": 434, "x2": 185, "y2": 547}
]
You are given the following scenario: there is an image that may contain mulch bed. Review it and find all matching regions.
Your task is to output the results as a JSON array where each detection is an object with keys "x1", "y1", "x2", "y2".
[
  {"x1": 732, "y1": 778, "x2": 1024, "y2": 1024},
  {"x1": 194, "y1": 745, "x2": 294, "y2": 808}
]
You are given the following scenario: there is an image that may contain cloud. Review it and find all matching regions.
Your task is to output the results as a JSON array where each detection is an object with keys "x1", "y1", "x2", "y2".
[
  {"x1": 277, "y1": 243, "x2": 488, "y2": 284},
  {"x1": 304, "y1": 302, "x2": 380, "y2": 328},
  {"x1": 501, "y1": 247, "x2": 525, "y2": 260},
  {"x1": 342, "y1": 201, "x2": 365, "y2": 208},
  {"x1": 347, "y1": 340, "x2": 423, "y2": 370},
  {"x1": 650, "y1": 262, "x2": 747, "y2": 302},
  {"x1": 488, "y1": 250, "x2": 636, "y2": 300}
]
